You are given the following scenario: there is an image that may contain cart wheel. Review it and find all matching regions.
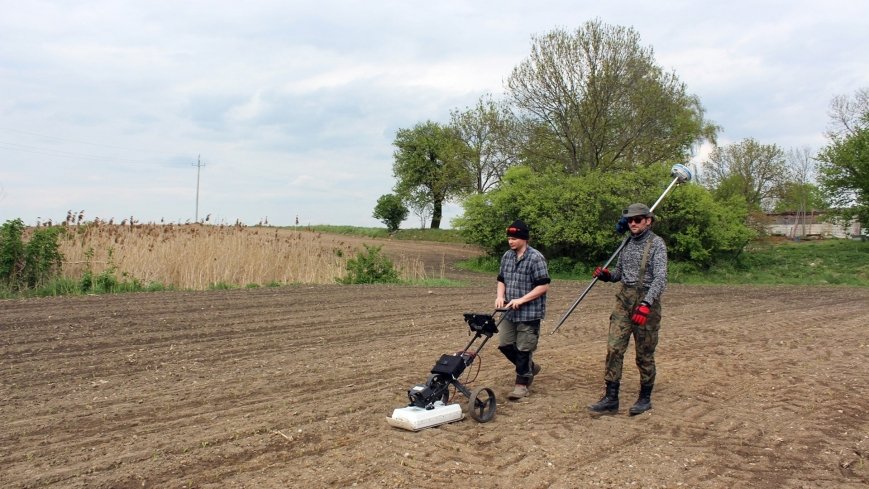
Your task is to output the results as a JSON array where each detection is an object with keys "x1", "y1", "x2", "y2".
[
  {"x1": 468, "y1": 387, "x2": 496, "y2": 422},
  {"x1": 425, "y1": 374, "x2": 451, "y2": 404}
]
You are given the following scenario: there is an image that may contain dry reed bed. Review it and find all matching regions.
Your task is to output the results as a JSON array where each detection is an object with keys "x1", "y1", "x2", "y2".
[{"x1": 56, "y1": 223, "x2": 428, "y2": 289}]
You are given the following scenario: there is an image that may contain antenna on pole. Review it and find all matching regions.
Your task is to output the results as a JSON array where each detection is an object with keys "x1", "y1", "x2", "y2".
[{"x1": 193, "y1": 155, "x2": 206, "y2": 223}]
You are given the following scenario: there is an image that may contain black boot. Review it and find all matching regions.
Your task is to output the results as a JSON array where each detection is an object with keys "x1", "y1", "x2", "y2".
[
  {"x1": 588, "y1": 381, "x2": 619, "y2": 414},
  {"x1": 514, "y1": 349, "x2": 536, "y2": 386},
  {"x1": 629, "y1": 383, "x2": 653, "y2": 416}
]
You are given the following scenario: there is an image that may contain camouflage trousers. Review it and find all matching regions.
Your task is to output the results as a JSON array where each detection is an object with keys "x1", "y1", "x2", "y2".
[{"x1": 603, "y1": 284, "x2": 662, "y2": 385}]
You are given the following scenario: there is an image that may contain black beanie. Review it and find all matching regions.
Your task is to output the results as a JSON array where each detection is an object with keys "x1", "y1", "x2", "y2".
[{"x1": 506, "y1": 219, "x2": 530, "y2": 240}]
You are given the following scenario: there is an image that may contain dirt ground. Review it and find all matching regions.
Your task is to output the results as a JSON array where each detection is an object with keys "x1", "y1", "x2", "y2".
[{"x1": 1, "y1": 237, "x2": 867, "y2": 488}]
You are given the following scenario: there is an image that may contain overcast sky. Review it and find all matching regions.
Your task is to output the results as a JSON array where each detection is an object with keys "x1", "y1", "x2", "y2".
[{"x1": 2, "y1": 1, "x2": 867, "y2": 228}]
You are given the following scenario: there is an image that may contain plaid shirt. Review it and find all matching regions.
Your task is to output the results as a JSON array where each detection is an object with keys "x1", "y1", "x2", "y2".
[{"x1": 498, "y1": 245, "x2": 550, "y2": 322}]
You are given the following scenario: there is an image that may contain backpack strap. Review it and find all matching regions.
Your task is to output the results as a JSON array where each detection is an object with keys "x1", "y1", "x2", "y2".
[{"x1": 638, "y1": 238, "x2": 653, "y2": 287}]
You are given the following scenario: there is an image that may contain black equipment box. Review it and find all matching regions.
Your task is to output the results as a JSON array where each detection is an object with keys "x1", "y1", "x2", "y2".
[{"x1": 431, "y1": 354, "x2": 466, "y2": 379}]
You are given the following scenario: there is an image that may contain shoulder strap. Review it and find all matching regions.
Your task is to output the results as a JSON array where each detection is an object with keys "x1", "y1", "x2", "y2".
[{"x1": 638, "y1": 238, "x2": 653, "y2": 283}]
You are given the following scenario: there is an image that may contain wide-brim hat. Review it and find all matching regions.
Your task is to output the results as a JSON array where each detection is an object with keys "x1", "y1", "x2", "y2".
[{"x1": 623, "y1": 203, "x2": 652, "y2": 218}]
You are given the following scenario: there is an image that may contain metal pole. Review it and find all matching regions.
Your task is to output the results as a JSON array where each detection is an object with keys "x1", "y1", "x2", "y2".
[
  {"x1": 193, "y1": 155, "x2": 205, "y2": 223},
  {"x1": 549, "y1": 164, "x2": 692, "y2": 335},
  {"x1": 549, "y1": 236, "x2": 628, "y2": 335}
]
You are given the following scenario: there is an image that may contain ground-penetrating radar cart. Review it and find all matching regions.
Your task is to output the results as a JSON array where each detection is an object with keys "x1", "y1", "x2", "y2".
[{"x1": 387, "y1": 309, "x2": 508, "y2": 431}]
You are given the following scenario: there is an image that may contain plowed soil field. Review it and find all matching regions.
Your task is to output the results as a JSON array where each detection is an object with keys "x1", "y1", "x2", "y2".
[{"x1": 1, "y1": 237, "x2": 867, "y2": 488}]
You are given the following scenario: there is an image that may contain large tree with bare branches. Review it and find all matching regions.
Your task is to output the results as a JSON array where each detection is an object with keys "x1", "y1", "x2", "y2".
[
  {"x1": 449, "y1": 96, "x2": 519, "y2": 194},
  {"x1": 701, "y1": 138, "x2": 790, "y2": 212},
  {"x1": 827, "y1": 87, "x2": 869, "y2": 137},
  {"x1": 506, "y1": 19, "x2": 716, "y2": 174}
]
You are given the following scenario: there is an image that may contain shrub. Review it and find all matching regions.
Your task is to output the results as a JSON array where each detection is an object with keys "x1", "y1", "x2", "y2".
[
  {"x1": 341, "y1": 244, "x2": 399, "y2": 284},
  {"x1": 23, "y1": 226, "x2": 65, "y2": 288},
  {"x1": 0, "y1": 219, "x2": 65, "y2": 291},
  {"x1": 454, "y1": 164, "x2": 755, "y2": 268},
  {"x1": 0, "y1": 218, "x2": 26, "y2": 288}
]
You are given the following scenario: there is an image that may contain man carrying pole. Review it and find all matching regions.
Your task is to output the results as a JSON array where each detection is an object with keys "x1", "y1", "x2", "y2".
[
  {"x1": 588, "y1": 203, "x2": 668, "y2": 416},
  {"x1": 550, "y1": 163, "x2": 690, "y2": 413}
]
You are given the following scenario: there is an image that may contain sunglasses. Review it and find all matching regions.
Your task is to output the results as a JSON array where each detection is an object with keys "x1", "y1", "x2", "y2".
[{"x1": 627, "y1": 216, "x2": 646, "y2": 224}]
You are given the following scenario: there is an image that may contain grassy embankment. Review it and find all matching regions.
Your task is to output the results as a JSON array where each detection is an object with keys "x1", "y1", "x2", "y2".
[
  {"x1": 301, "y1": 225, "x2": 466, "y2": 243},
  {"x1": 669, "y1": 238, "x2": 869, "y2": 286},
  {"x1": 459, "y1": 237, "x2": 869, "y2": 287},
  {"x1": 306, "y1": 226, "x2": 869, "y2": 286}
]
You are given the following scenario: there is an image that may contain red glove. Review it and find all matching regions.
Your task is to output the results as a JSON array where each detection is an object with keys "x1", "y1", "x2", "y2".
[
  {"x1": 593, "y1": 266, "x2": 612, "y2": 282},
  {"x1": 631, "y1": 302, "x2": 651, "y2": 326}
]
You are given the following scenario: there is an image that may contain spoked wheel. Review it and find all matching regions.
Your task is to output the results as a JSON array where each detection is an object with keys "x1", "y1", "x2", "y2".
[
  {"x1": 425, "y1": 374, "x2": 451, "y2": 404},
  {"x1": 467, "y1": 387, "x2": 496, "y2": 422}
]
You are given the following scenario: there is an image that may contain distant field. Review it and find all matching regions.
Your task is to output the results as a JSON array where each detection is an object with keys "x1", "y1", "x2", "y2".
[{"x1": 296, "y1": 224, "x2": 466, "y2": 243}]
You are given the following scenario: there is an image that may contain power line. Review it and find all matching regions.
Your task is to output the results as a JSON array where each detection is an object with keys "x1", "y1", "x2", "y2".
[
  {"x1": 0, "y1": 127, "x2": 180, "y2": 155},
  {"x1": 0, "y1": 127, "x2": 192, "y2": 166},
  {"x1": 0, "y1": 139, "x2": 162, "y2": 165}
]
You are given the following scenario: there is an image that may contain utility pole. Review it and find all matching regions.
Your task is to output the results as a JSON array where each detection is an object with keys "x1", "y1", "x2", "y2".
[{"x1": 193, "y1": 155, "x2": 205, "y2": 223}]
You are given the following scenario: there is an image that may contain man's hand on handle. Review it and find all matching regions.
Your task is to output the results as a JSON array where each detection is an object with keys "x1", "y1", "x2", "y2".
[
  {"x1": 504, "y1": 299, "x2": 523, "y2": 310},
  {"x1": 496, "y1": 296, "x2": 522, "y2": 310}
]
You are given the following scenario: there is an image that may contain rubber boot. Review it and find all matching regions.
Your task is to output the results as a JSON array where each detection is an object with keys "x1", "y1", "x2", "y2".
[
  {"x1": 588, "y1": 381, "x2": 619, "y2": 414},
  {"x1": 629, "y1": 383, "x2": 654, "y2": 416}
]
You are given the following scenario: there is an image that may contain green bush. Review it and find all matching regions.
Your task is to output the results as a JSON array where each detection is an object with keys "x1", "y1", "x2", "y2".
[
  {"x1": 0, "y1": 219, "x2": 65, "y2": 291},
  {"x1": 547, "y1": 256, "x2": 575, "y2": 275},
  {"x1": 23, "y1": 226, "x2": 65, "y2": 288},
  {"x1": 0, "y1": 219, "x2": 26, "y2": 289},
  {"x1": 341, "y1": 244, "x2": 399, "y2": 284},
  {"x1": 454, "y1": 164, "x2": 754, "y2": 268}
]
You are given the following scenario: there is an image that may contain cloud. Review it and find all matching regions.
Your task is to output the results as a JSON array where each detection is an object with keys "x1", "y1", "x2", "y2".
[{"x1": 1, "y1": 0, "x2": 868, "y2": 227}]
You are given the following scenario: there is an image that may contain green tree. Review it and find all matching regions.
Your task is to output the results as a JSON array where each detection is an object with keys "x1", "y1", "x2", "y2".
[
  {"x1": 372, "y1": 194, "x2": 409, "y2": 232},
  {"x1": 817, "y1": 126, "x2": 869, "y2": 224},
  {"x1": 392, "y1": 121, "x2": 472, "y2": 229},
  {"x1": 701, "y1": 138, "x2": 790, "y2": 212},
  {"x1": 773, "y1": 182, "x2": 826, "y2": 213},
  {"x1": 506, "y1": 19, "x2": 716, "y2": 174}
]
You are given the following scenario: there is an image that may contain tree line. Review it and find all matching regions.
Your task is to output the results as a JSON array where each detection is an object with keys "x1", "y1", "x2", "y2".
[{"x1": 373, "y1": 19, "x2": 868, "y2": 267}]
